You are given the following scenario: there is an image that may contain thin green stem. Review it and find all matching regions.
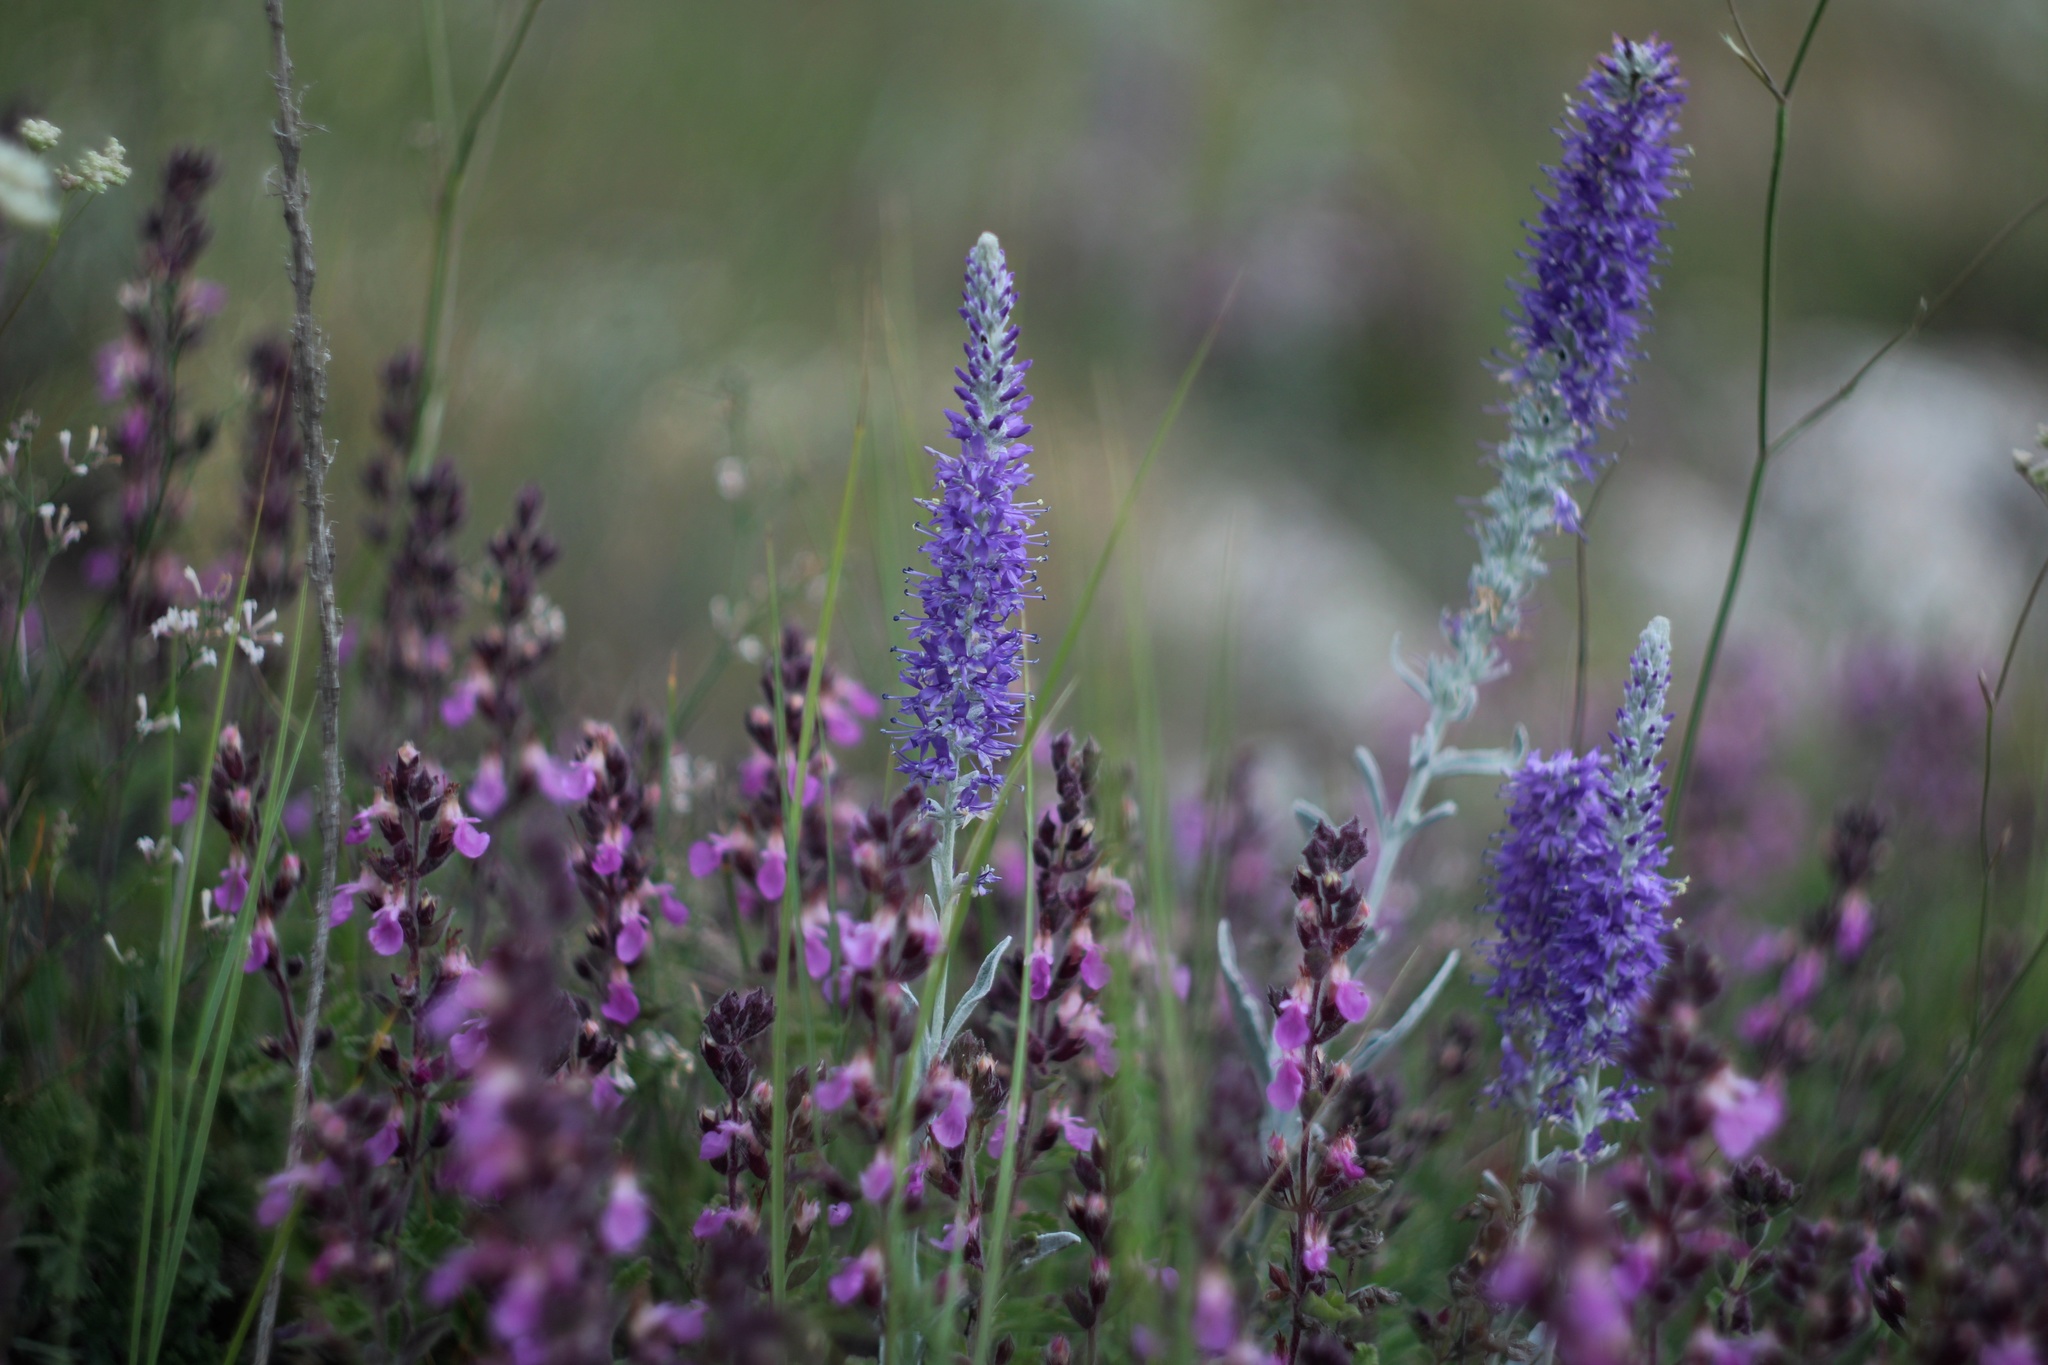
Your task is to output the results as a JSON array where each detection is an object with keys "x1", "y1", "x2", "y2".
[
  {"x1": 766, "y1": 399, "x2": 864, "y2": 1303},
  {"x1": 1671, "y1": 96, "x2": 1792, "y2": 825},
  {"x1": 970, "y1": 651, "x2": 1035, "y2": 1365},
  {"x1": 409, "y1": 0, "x2": 546, "y2": 476},
  {"x1": 1973, "y1": 552, "x2": 2048, "y2": 1043}
]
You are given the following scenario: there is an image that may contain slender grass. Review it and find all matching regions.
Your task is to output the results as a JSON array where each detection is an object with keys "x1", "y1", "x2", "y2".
[
  {"x1": 968, "y1": 633, "x2": 1037, "y2": 1365},
  {"x1": 766, "y1": 391, "x2": 866, "y2": 1302},
  {"x1": 1670, "y1": 0, "x2": 1833, "y2": 824},
  {"x1": 409, "y1": 0, "x2": 547, "y2": 476}
]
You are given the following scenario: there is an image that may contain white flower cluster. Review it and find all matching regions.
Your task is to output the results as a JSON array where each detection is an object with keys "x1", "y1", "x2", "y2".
[
  {"x1": 135, "y1": 694, "x2": 182, "y2": 737},
  {"x1": 148, "y1": 567, "x2": 287, "y2": 669},
  {"x1": 55, "y1": 137, "x2": 130, "y2": 195},
  {"x1": 37, "y1": 502, "x2": 85, "y2": 551}
]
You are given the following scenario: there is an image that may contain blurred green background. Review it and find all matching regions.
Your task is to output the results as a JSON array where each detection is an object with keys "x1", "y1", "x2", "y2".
[{"x1": 7, "y1": 0, "x2": 2048, "y2": 756}]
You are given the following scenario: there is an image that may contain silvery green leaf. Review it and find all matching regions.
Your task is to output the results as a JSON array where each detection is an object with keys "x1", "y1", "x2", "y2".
[
  {"x1": 938, "y1": 936, "x2": 1011, "y2": 1058},
  {"x1": 1411, "y1": 799, "x2": 1458, "y2": 833},
  {"x1": 1216, "y1": 921, "x2": 1275, "y2": 1087},
  {"x1": 1389, "y1": 634, "x2": 1428, "y2": 700},
  {"x1": 1431, "y1": 728, "x2": 1529, "y2": 779},
  {"x1": 1353, "y1": 745, "x2": 1388, "y2": 832},
  {"x1": 1292, "y1": 799, "x2": 1330, "y2": 839},
  {"x1": 1017, "y1": 1231, "x2": 1083, "y2": 1269},
  {"x1": 1342, "y1": 950, "x2": 1460, "y2": 1071}
]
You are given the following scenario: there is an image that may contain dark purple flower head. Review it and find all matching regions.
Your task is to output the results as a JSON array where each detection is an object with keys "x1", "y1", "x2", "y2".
[
  {"x1": 1510, "y1": 36, "x2": 1686, "y2": 465},
  {"x1": 893, "y1": 232, "x2": 1044, "y2": 815},
  {"x1": 1483, "y1": 750, "x2": 1665, "y2": 1126}
]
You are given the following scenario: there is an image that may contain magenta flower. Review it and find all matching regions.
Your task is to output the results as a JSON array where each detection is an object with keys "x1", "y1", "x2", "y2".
[
  {"x1": 171, "y1": 780, "x2": 198, "y2": 825},
  {"x1": 1192, "y1": 1267, "x2": 1238, "y2": 1354},
  {"x1": 1266, "y1": 1056, "x2": 1305, "y2": 1111},
  {"x1": 828, "y1": 1201, "x2": 852, "y2": 1227},
  {"x1": 1333, "y1": 978, "x2": 1372, "y2": 1022},
  {"x1": 601, "y1": 1172, "x2": 650, "y2": 1254},
  {"x1": 652, "y1": 882, "x2": 689, "y2": 925},
  {"x1": 615, "y1": 906, "x2": 648, "y2": 964},
  {"x1": 700, "y1": 1120, "x2": 748, "y2": 1160},
  {"x1": 688, "y1": 836, "x2": 727, "y2": 879},
  {"x1": 602, "y1": 975, "x2": 640, "y2": 1026},
  {"x1": 368, "y1": 904, "x2": 405, "y2": 956},
  {"x1": 1079, "y1": 939, "x2": 1111, "y2": 991},
  {"x1": 692, "y1": 1205, "x2": 739, "y2": 1240},
  {"x1": 755, "y1": 842, "x2": 786, "y2": 899},
  {"x1": 1273, "y1": 997, "x2": 1311, "y2": 1051},
  {"x1": 469, "y1": 752, "x2": 508, "y2": 818},
  {"x1": 828, "y1": 1246, "x2": 884, "y2": 1308},
  {"x1": 445, "y1": 801, "x2": 490, "y2": 859},
  {"x1": 930, "y1": 1075, "x2": 973, "y2": 1148},
  {"x1": 214, "y1": 859, "x2": 249, "y2": 915},
  {"x1": 859, "y1": 1152, "x2": 894, "y2": 1203},
  {"x1": 1703, "y1": 1067, "x2": 1783, "y2": 1159}
]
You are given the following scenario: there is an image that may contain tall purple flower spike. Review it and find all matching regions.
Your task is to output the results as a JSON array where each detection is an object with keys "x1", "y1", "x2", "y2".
[
  {"x1": 1510, "y1": 35, "x2": 1687, "y2": 470},
  {"x1": 893, "y1": 232, "x2": 1044, "y2": 815},
  {"x1": 1484, "y1": 619, "x2": 1677, "y2": 1132}
]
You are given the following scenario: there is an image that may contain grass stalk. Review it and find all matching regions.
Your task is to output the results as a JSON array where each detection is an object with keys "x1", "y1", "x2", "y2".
[
  {"x1": 409, "y1": 0, "x2": 547, "y2": 476},
  {"x1": 767, "y1": 394, "x2": 866, "y2": 1302}
]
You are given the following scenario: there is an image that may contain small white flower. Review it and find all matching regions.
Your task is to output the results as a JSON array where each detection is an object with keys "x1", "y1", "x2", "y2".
[
  {"x1": 716, "y1": 456, "x2": 748, "y2": 501},
  {"x1": 18, "y1": 119, "x2": 60, "y2": 153},
  {"x1": 38, "y1": 502, "x2": 86, "y2": 550},
  {"x1": 0, "y1": 140, "x2": 58, "y2": 229},
  {"x1": 196, "y1": 647, "x2": 219, "y2": 669},
  {"x1": 135, "y1": 694, "x2": 181, "y2": 736},
  {"x1": 735, "y1": 634, "x2": 765, "y2": 665},
  {"x1": 57, "y1": 137, "x2": 129, "y2": 195}
]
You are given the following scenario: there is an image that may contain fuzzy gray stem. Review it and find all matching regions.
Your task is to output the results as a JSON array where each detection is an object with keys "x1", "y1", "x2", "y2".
[{"x1": 257, "y1": 2, "x2": 346, "y2": 1357}]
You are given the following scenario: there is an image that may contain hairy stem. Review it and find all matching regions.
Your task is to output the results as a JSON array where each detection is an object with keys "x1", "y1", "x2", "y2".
[{"x1": 256, "y1": 2, "x2": 347, "y2": 1356}]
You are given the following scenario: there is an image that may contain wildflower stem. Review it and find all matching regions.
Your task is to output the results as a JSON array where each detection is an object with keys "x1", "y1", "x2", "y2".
[
  {"x1": 1671, "y1": 0, "x2": 1832, "y2": 825},
  {"x1": 767, "y1": 402, "x2": 864, "y2": 1304},
  {"x1": 409, "y1": 0, "x2": 546, "y2": 476},
  {"x1": 969, "y1": 645, "x2": 1036, "y2": 1365},
  {"x1": 256, "y1": 2, "x2": 349, "y2": 1355}
]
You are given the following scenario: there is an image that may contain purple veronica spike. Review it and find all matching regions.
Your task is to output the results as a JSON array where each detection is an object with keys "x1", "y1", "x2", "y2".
[
  {"x1": 1484, "y1": 621, "x2": 1678, "y2": 1130},
  {"x1": 893, "y1": 232, "x2": 1044, "y2": 813},
  {"x1": 1510, "y1": 35, "x2": 1687, "y2": 465}
]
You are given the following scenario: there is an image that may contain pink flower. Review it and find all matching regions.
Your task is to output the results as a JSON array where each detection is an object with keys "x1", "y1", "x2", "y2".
[
  {"x1": 828, "y1": 1201, "x2": 852, "y2": 1227},
  {"x1": 592, "y1": 826, "x2": 630, "y2": 877},
  {"x1": 652, "y1": 882, "x2": 689, "y2": 925},
  {"x1": 243, "y1": 919, "x2": 275, "y2": 974},
  {"x1": 533, "y1": 747, "x2": 598, "y2": 805},
  {"x1": 700, "y1": 1120, "x2": 748, "y2": 1160},
  {"x1": 1559, "y1": 1257, "x2": 1635, "y2": 1365},
  {"x1": 1028, "y1": 945, "x2": 1054, "y2": 1001},
  {"x1": 215, "y1": 860, "x2": 249, "y2": 916},
  {"x1": 803, "y1": 919, "x2": 832, "y2": 981},
  {"x1": 1193, "y1": 1267, "x2": 1237, "y2": 1354},
  {"x1": 755, "y1": 844, "x2": 787, "y2": 900},
  {"x1": 817, "y1": 1068, "x2": 855, "y2": 1112},
  {"x1": 368, "y1": 903, "x2": 406, "y2": 956},
  {"x1": 1836, "y1": 888, "x2": 1872, "y2": 959},
  {"x1": 1302, "y1": 1218, "x2": 1330, "y2": 1275},
  {"x1": 1704, "y1": 1067, "x2": 1783, "y2": 1159},
  {"x1": 468, "y1": 752, "x2": 507, "y2": 818},
  {"x1": 859, "y1": 1152, "x2": 894, "y2": 1203},
  {"x1": 450, "y1": 1018, "x2": 488, "y2": 1071},
  {"x1": 443, "y1": 799, "x2": 490, "y2": 859},
  {"x1": 1333, "y1": 978, "x2": 1372, "y2": 1023},
  {"x1": 1324, "y1": 1132, "x2": 1366, "y2": 1183},
  {"x1": 365, "y1": 1113, "x2": 402, "y2": 1167},
  {"x1": 1984, "y1": 1333, "x2": 2041, "y2": 1365},
  {"x1": 616, "y1": 907, "x2": 649, "y2": 964},
  {"x1": 330, "y1": 870, "x2": 380, "y2": 926},
  {"x1": 688, "y1": 837, "x2": 726, "y2": 879},
  {"x1": 692, "y1": 1206, "x2": 739, "y2": 1240},
  {"x1": 1778, "y1": 949, "x2": 1824, "y2": 1007},
  {"x1": 170, "y1": 780, "x2": 198, "y2": 826},
  {"x1": 635, "y1": 1300, "x2": 708, "y2": 1348},
  {"x1": 838, "y1": 913, "x2": 883, "y2": 972},
  {"x1": 1266, "y1": 1056, "x2": 1305, "y2": 1111},
  {"x1": 1272, "y1": 998, "x2": 1311, "y2": 1052},
  {"x1": 930, "y1": 1076, "x2": 973, "y2": 1149},
  {"x1": 1057, "y1": 1107, "x2": 1097, "y2": 1152},
  {"x1": 602, "y1": 1172, "x2": 650, "y2": 1254},
  {"x1": 1079, "y1": 940, "x2": 1111, "y2": 991},
  {"x1": 345, "y1": 805, "x2": 375, "y2": 846},
  {"x1": 828, "y1": 1246, "x2": 883, "y2": 1307},
  {"x1": 441, "y1": 675, "x2": 482, "y2": 728},
  {"x1": 602, "y1": 976, "x2": 640, "y2": 1026}
]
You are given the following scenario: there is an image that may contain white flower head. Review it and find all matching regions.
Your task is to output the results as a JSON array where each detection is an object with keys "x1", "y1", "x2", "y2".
[
  {"x1": 0, "y1": 140, "x2": 59, "y2": 230},
  {"x1": 17, "y1": 119, "x2": 61, "y2": 153},
  {"x1": 57, "y1": 138, "x2": 129, "y2": 195}
]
